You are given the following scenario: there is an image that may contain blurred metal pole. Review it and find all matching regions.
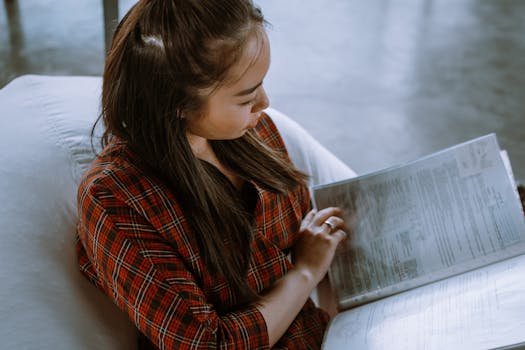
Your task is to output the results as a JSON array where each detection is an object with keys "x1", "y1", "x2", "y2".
[{"x1": 103, "y1": 0, "x2": 118, "y2": 54}]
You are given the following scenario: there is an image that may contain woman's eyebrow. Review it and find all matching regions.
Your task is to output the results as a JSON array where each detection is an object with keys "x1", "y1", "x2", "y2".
[{"x1": 234, "y1": 81, "x2": 262, "y2": 96}]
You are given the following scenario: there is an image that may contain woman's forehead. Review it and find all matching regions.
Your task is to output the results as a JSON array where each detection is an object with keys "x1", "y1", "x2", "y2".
[{"x1": 227, "y1": 30, "x2": 270, "y2": 90}]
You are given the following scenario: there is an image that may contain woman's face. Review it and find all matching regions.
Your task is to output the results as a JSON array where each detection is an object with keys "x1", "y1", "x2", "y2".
[{"x1": 185, "y1": 29, "x2": 271, "y2": 144}]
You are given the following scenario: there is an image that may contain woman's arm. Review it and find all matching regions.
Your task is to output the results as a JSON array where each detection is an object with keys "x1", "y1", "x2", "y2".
[
  {"x1": 257, "y1": 207, "x2": 347, "y2": 347},
  {"x1": 78, "y1": 186, "x2": 271, "y2": 349},
  {"x1": 78, "y1": 178, "x2": 346, "y2": 349}
]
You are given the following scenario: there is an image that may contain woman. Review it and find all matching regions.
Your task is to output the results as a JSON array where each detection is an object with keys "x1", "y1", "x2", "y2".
[{"x1": 76, "y1": 0, "x2": 347, "y2": 348}]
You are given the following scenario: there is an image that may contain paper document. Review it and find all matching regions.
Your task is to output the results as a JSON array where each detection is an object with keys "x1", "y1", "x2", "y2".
[
  {"x1": 322, "y1": 253, "x2": 525, "y2": 350},
  {"x1": 313, "y1": 134, "x2": 525, "y2": 309}
]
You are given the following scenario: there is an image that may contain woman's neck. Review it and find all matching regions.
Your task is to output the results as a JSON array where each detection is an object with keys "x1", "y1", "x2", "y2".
[
  {"x1": 187, "y1": 133, "x2": 244, "y2": 191},
  {"x1": 186, "y1": 133, "x2": 210, "y2": 158}
]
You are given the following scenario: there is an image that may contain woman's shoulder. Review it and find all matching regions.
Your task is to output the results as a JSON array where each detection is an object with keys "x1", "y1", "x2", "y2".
[
  {"x1": 78, "y1": 138, "x2": 173, "y2": 211},
  {"x1": 77, "y1": 138, "x2": 194, "y2": 248},
  {"x1": 80, "y1": 138, "x2": 141, "y2": 188}
]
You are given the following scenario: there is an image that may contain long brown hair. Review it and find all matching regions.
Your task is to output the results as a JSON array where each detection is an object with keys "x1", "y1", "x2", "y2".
[{"x1": 95, "y1": 0, "x2": 306, "y2": 308}]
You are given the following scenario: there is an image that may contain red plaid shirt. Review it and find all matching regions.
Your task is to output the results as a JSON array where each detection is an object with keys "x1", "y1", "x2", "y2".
[{"x1": 76, "y1": 114, "x2": 329, "y2": 349}]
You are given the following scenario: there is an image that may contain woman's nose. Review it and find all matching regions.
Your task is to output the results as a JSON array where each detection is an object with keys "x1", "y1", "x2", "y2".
[{"x1": 252, "y1": 86, "x2": 269, "y2": 112}]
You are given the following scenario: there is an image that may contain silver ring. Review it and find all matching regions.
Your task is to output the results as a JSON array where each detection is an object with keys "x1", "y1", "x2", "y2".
[{"x1": 324, "y1": 219, "x2": 336, "y2": 232}]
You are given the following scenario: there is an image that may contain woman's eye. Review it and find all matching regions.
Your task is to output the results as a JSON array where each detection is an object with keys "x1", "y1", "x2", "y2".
[{"x1": 240, "y1": 98, "x2": 256, "y2": 106}]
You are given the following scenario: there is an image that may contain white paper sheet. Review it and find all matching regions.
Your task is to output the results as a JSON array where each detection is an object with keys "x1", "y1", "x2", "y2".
[
  {"x1": 313, "y1": 134, "x2": 525, "y2": 309},
  {"x1": 322, "y1": 253, "x2": 525, "y2": 350}
]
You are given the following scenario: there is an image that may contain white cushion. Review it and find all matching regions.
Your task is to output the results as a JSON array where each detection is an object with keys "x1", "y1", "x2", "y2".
[
  {"x1": 0, "y1": 75, "x2": 356, "y2": 349},
  {"x1": 265, "y1": 107, "x2": 356, "y2": 187},
  {"x1": 0, "y1": 75, "x2": 138, "y2": 350}
]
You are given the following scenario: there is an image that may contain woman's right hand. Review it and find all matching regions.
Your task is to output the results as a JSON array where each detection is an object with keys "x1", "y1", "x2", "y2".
[
  {"x1": 292, "y1": 207, "x2": 348, "y2": 286},
  {"x1": 256, "y1": 207, "x2": 348, "y2": 346}
]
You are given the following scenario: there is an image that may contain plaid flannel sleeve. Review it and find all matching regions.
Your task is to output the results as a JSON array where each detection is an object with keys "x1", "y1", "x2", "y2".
[{"x1": 78, "y1": 184, "x2": 270, "y2": 350}]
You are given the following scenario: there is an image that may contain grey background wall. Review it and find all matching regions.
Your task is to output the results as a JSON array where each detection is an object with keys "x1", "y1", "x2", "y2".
[{"x1": 1, "y1": 0, "x2": 524, "y2": 179}]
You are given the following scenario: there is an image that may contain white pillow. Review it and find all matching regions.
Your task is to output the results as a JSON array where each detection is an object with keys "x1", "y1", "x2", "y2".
[
  {"x1": 0, "y1": 75, "x2": 138, "y2": 350},
  {"x1": 0, "y1": 75, "x2": 355, "y2": 349},
  {"x1": 264, "y1": 107, "x2": 356, "y2": 187}
]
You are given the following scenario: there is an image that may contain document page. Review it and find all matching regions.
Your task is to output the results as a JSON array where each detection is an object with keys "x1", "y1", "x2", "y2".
[
  {"x1": 313, "y1": 134, "x2": 525, "y2": 309},
  {"x1": 322, "y1": 253, "x2": 525, "y2": 350}
]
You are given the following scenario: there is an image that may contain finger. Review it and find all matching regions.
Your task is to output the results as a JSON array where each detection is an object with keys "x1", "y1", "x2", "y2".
[
  {"x1": 300, "y1": 209, "x2": 317, "y2": 231},
  {"x1": 331, "y1": 229, "x2": 348, "y2": 243},
  {"x1": 323, "y1": 216, "x2": 344, "y2": 232},
  {"x1": 313, "y1": 207, "x2": 342, "y2": 226},
  {"x1": 304, "y1": 209, "x2": 317, "y2": 223}
]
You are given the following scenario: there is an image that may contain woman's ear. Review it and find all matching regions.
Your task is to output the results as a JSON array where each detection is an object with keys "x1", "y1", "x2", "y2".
[{"x1": 181, "y1": 107, "x2": 205, "y2": 122}]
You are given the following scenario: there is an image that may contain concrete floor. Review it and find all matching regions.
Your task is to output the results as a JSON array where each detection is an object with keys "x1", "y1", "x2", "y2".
[{"x1": 1, "y1": 0, "x2": 524, "y2": 180}]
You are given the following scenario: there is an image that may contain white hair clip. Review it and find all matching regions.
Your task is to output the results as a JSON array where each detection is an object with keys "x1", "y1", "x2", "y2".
[{"x1": 141, "y1": 35, "x2": 165, "y2": 49}]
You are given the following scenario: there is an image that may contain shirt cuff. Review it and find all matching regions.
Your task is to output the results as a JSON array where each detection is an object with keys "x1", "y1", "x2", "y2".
[{"x1": 218, "y1": 303, "x2": 270, "y2": 349}]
